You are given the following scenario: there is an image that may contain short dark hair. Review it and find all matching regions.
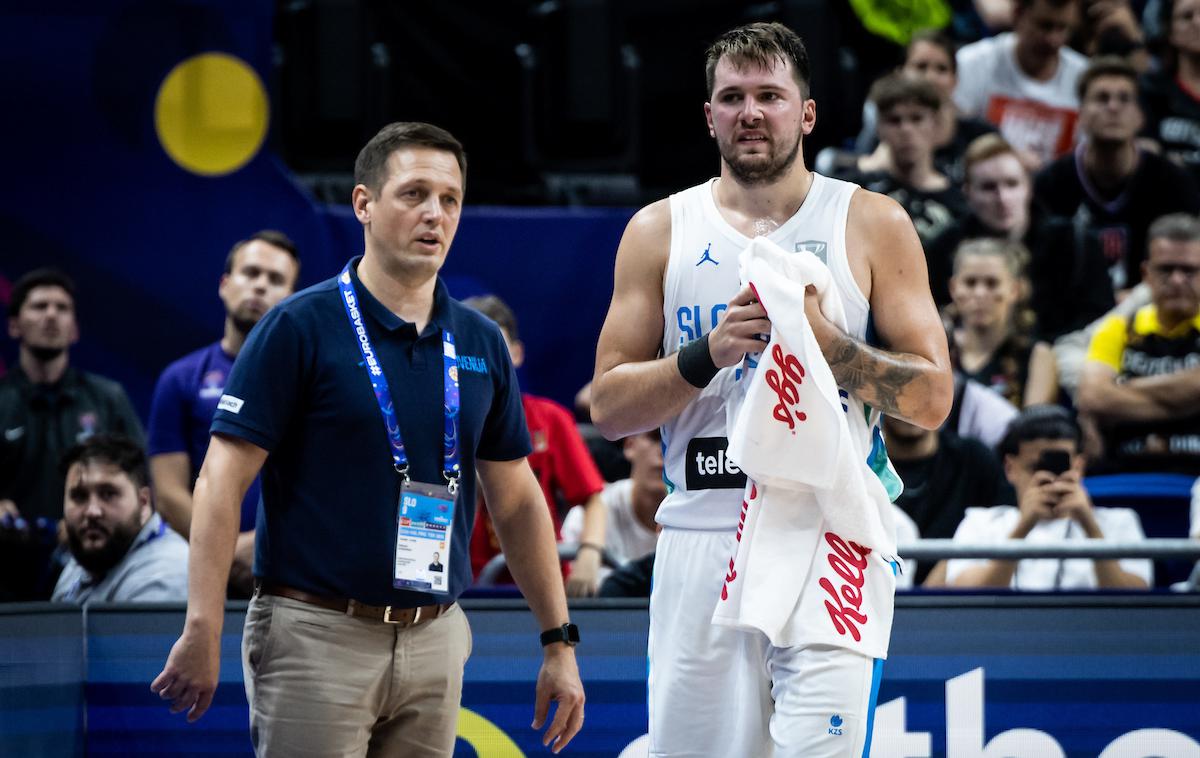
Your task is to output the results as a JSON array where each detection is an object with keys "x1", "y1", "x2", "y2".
[
  {"x1": 908, "y1": 28, "x2": 957, "y2": 73},
  {"x1": 60, "y1": 434, "x2": 149, "y2": 490},
  {"x1": 1148, "y1": 213, "x2": 1200, "y2": 246},
  {"x1": 705, "y1": 22, "x2": 811, "y2": 99},
  {"x1": 462, "y1": 294, "x2": 519, "y2": 342},
  {"x1": 1077, "y1": 55, "x2": 1139, "y2": 101},
  {"x1": 998, "y1": 405, "x2": 1081, "y2": 458},
  {"x1": 354, "y1": 121, "x2": 467, "y2": 194},
  {"x1": 8, "y1": 268, "x2": 76, "y2": 317},
  {"x1": 869, "y1": 72, "x2": 942, "y2": 114},
  {"x1": 223, "y1": 230, "x2": 301, "y2": 276}
]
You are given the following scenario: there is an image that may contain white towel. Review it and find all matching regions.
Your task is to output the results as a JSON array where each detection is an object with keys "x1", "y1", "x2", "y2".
[{"x1": 713, "y1": 237, "x2": 897, "y2": 654}]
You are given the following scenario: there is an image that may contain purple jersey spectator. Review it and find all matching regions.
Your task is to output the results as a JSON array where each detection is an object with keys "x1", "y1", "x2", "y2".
[{"x1": 148, "y1": 342, "x2": 259, "y2": 531}]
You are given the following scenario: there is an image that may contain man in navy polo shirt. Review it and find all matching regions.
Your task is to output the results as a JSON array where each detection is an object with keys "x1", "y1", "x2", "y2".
[
  {"x1": 146, "y1": 230, "x2": 300, "y2": 599},
  {"x1": 153, "y1": 122, "x2": 585, "y2": 756}
]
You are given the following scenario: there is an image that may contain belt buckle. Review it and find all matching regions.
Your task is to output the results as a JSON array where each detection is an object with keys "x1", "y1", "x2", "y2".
[{"x1": 382, "y1": 606, "x2": 420, "y2": 625}]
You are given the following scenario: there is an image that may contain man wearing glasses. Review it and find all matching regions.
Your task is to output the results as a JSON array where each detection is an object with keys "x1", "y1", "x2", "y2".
[{"x1": 1078, "y1": 213, "x2": 1200, "y2": 476}]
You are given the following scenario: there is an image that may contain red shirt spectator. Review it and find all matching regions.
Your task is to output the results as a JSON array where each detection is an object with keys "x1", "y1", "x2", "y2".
[{"x1": 469, "y1": 393, "x2": 605, "y2": 582}]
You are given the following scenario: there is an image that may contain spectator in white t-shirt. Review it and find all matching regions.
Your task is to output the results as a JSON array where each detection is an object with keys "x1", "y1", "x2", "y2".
[
  {"x1": 947, "y1": 405, "x2": 1152, "y2": 589},
  {"x1": 561, "y1": 429, "x2": 664, "y2": 583},
  {"x1": 954, "y1": 0, "x2": 1089, "y2": 167}
]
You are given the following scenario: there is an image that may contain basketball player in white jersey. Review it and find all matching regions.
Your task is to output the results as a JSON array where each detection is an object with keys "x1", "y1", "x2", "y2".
[{"x1": 591, "y1": 23, "x2": 953, "y2": 757}]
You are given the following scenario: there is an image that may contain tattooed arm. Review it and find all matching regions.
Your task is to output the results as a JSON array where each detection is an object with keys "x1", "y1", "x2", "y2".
[{"x1": 804, "y1": 190, "x2": 953, "y2": 430}]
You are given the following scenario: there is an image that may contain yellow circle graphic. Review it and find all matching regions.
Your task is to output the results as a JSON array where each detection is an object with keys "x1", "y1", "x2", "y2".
[
  {"x1": 457, "y1": 708, "x2": 526, "y2": 757},
  {"x1": 154, "y1": 52, "x2": 268, "y2": 176}
]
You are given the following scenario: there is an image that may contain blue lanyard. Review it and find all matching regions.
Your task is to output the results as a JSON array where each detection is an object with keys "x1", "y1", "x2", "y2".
[{"x1": 338, "y1": 264, "x2": 462, "y2": 490}]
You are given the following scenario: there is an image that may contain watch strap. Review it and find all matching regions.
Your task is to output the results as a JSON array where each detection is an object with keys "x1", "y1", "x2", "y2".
[{"x1": 540, "y1": 622, "x2": 580, "y2": 647}]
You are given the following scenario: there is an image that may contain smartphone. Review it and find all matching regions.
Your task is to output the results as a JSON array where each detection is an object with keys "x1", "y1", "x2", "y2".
[{"x1": 1034, "y1": 449, "x2": 1072, "y2": 476}]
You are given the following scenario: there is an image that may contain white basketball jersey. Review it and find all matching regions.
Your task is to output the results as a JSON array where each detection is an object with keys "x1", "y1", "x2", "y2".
[{"x1": 659, "y1": 173, "x2": 893, "y2": 530}]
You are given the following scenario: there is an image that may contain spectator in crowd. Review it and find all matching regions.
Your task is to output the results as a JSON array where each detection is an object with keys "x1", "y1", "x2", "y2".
[
  {"x1": 463, "y1": 294, "x2": 608, "y2": 597},
  {"x1": 1141, "y1": 0, "x2": 1200, "y2": 184},
  {"x1": 1051, "y1": 281, "x2": 1151, "y2": 400},
  {"x1": 1077, "y1": 213, "x2": 1200, "y2": 475},
  {"x1": 942, "y1": 319, "x2": 1022, "y2": 449},
  {"x1": 842, "y1": 72, "x2": 969, "y2": 248},
  {"x1": 855, "y1": 29, "x2": 997, "y2": 185},
  {"x1": 597, "y1": 551, "x2": 655, "y2": 598},
  {"x1": 572, "y1": 381, "x2": 631, "y2": 483},
  {"x1": 1, "y1": 268, "x2": 145, "y2": 522},
  {"x1": 1, "y1": 269, "x2": 144, "y2": 601},
  {"x1": 885, "y1": 415, "x2": 1013, "y2": 585},
  {"x1": 947, "y1": 238, "x2": 1059, "y2": 406},
  {"x1": 960, "y1": 0, "x2": 1018, "y2": 35},
  {"x1": 954, "y1": 0, "x2": 1089, "y2": 166},
  {"x1": 52, "y1": 434, "x2": 188, "y2": 604},
  {"x1": 947, "y1": 405, "x2": 1152, "y2": 589},
  {"x1": 945, "y1": 369, "x2": 1022, "y2": 448},
  {"x1": 561, "y1": 429, "x2": 665, "y2": 586},
  {"x1": 926, "y1": 134, "x2": 1114, "y2": 336},
  {"x1": 147, "y1": 231, "x2": 300, "y2": 599},
  {"x1": 1035, "y1": 56, "x2": 1200, "y2": 293},
  {"x1": 1072, "y1": 0, "x2": 1150, "y2": 67}
]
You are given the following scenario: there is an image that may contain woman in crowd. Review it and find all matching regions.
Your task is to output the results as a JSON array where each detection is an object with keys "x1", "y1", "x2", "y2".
[{"x1": 947, "y1": 238, "x2": 1059, "y2": 408}]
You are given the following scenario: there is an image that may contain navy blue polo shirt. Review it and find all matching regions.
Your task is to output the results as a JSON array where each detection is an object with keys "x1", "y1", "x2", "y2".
[{"x1": 211, "y1": 257, "x2": 531, "y2": 606}]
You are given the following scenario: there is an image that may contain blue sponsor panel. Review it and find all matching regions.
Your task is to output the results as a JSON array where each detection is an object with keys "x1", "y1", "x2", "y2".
[
  {"x1": 0, "y1": 605, "x2": 85, "y2": 758},
  {"x1": 878, "y1": 600, "x2": 1200, "y2": 757},
  {"x1": 2, "y1": 597, "x2": 1198, "y2": 756},
  {"x1": 84, "y1": 607, "x2": 254, "y2": 757}
]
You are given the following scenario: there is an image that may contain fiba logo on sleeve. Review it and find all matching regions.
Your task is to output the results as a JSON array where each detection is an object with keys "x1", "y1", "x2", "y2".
[
  {"x1": 684, "y1": 437, "x2": 746, "y2": 490},
  {"x1": 217, "y1": 394, "x2": 244, "y2": 414}
]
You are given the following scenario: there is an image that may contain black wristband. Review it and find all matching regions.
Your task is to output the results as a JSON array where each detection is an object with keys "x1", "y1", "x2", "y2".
[{"x1": 677, "y1": 334, "x2": 720, "y2": 389}]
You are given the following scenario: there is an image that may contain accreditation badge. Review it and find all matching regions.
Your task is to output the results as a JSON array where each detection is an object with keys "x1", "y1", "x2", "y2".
[{"x1": 394, "y1": 480, "x2": 456, "y2": 594}]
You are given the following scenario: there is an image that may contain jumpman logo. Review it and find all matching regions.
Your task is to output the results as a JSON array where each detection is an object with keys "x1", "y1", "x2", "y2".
[{"x1": 696, "y1": 243, "x2": 718, "y2": 267}]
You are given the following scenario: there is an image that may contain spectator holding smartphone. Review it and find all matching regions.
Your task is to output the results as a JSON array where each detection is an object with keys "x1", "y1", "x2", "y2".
[{"x1": 946, "y1": 405, "x2": 1152, "y2": 589}]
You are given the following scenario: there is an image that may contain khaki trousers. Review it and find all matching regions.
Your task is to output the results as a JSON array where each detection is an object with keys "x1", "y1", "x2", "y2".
[{"x1": 242, "y1": 594, "x2": 472, "y2": 757}]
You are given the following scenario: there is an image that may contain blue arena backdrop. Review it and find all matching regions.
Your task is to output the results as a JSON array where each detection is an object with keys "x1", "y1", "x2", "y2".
[
  {"x1": 0, "y1": 0, "x2": 631, "y2": 414},
  {"x1": 2, "y1": 596, "x2": 1199, "y2": 757}
]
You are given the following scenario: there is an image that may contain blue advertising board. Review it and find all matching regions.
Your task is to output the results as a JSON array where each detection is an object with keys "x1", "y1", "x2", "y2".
[{"x1": 2, "y1": 596, "x2": 1198, "y2": 757}]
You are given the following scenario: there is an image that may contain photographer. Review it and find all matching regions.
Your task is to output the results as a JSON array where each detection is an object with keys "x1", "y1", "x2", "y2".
[{"x1": 946, "y1": 405, "x2": 1152, "y2": 589}]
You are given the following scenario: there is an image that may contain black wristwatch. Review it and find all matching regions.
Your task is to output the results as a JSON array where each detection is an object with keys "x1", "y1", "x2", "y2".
[{"x1": 540, "y1": 622, "x2": 580, "y2": 648}]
